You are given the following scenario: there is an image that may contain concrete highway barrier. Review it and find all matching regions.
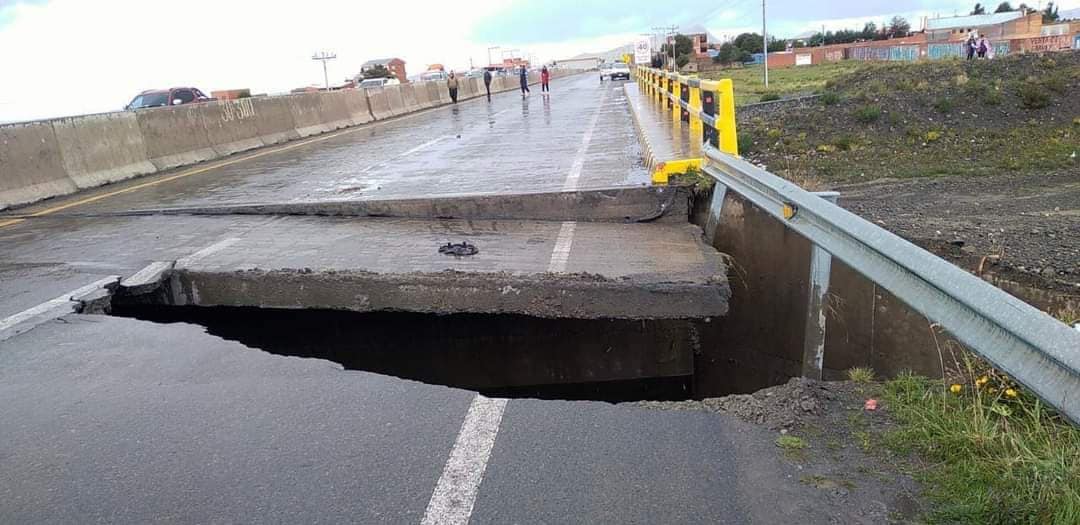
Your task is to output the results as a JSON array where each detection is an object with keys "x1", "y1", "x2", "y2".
[
  {"x1": 399, "y1": 84, "x2": 421, "y2": 112},
  {"x1": 366, "y1": 88, "x2": 393, "y2": 120},
  {"x1": 0, "y1": 120, "x2": 77, "y2": 209},
  {"x1": 384, "y1": 85, "x2": 407, "y2": 116},
  {"x1": 135, "y1": 104, "x2": 216, "y2": 171},
  {"x1": 342, "y1": 89, "x2": 375, "y2": 126},
  {"x1": 200, "y1": 98, "x2": 264, "y2": 157},
  {"x1": 286, "y1": 91, "x2": 352, "y2": 138},
  {"x1": 434, "y1": 81, "x2": 452, "y2": 104},
  {"x1": 249, "y1": 96, "x2": 300, "y2": 146},
  {"x1": 424, "y1": 82, "x2": 443, "y2": 108},
  {"x1": 0, "y1": 70, "x2": 586, "y2": 210},
  {"x1": 412, "y1": 83, "x2": 434, "y2": 109},
  {"x1": 52, "y1": 112, "x2": 155, "y2": 190}
]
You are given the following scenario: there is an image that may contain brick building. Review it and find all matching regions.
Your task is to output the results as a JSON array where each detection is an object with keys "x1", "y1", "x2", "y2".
[{"x1": 359, "y1": 58, "x2": 407, "y2": 84}]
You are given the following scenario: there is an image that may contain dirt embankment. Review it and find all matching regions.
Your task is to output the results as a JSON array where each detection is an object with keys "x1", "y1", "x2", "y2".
[{"x1": 736, "y1": 52, "x2": 1080, "y2": 294}]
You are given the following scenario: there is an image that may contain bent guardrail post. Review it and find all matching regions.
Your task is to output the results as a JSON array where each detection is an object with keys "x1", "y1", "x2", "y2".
[
  {"x1": 703, "y1": 146, "x2": 1080, "y2": 424},
  {"x1": 803, "y1": 191, "x2": 840, "y2": 380}
]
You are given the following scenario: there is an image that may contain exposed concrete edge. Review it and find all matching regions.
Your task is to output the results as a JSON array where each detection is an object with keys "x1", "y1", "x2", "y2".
[
  {"x1": 96, "y1": 186, "x2": 692, "y2": 223},
  {"x1": 0, "y1": 276, "x2": 120, "y2": 342},
  {"x1": 166, "y1": 269, "x2": 731, "y2": 320}
]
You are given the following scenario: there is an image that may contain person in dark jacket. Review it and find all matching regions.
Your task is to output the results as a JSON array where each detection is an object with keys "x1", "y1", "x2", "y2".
[
  {"x1": 519, "y1": 66, "x2": 530, "y2": 97},
  {"x1": 447, "y1": 72, "x2": 459, "y2": 103},
  {"x1": 483, "y1": 69, "x2": 493, "y2": 101},
  {"x1": 541, "y1": 66, "x2": 550, "y2": 93}
]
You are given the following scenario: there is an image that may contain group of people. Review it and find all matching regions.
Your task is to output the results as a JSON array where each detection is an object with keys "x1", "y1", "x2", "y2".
[
  {"x1": 964, "y1": 34, "x2": 995, "y2": 60},
  {"x1": 444, "y1": 66, "x2": 552, "y2": 104}
]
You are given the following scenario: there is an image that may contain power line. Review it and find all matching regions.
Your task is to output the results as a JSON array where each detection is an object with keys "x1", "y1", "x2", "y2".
[{"x1": 311, "y1": 51, "x2": 337, "y2": 91}]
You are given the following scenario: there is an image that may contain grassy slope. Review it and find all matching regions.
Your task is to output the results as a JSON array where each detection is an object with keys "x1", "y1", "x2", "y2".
[
  {"x1": 732, "y1": 52, "x2": 1080, "y2": 184},
  {"x1": 703, "y1": 62, "x2": 863, "y2": 106}
]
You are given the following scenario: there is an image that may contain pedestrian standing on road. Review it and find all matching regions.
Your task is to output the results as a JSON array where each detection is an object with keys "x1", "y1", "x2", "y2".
[
  {"x1": 541, "y1": 66, "x2": 550, "y2": 93},
  {"x1": 977, "y1": 36, "x2": 990, "y2": 59},
  {"x1": 483, "y1": 69, "x2": 493, "y2": 101},
  {"x1": 447, "y1": 72, "x2": 459, "y2": 104},
  {"x1": 519, "y1": 66, "x2": 530, "y2": 97}
]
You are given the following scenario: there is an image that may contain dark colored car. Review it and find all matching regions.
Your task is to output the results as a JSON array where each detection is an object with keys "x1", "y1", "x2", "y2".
[{"x1": 125, "y1": 87, "x2": 211, "y2": 110}]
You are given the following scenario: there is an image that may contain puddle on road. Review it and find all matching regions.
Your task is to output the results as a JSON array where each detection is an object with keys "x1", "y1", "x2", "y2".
[{"x1": 110, "y1": 304, "x2": 714, "y2": 402}]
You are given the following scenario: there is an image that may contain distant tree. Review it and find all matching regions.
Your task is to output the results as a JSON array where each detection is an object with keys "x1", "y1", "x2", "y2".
[
  {"x1": 972, "y1": 3, "x2": 986, "y2": 15},
  {"x1": 886, "y1": 16, "x2": 911, "y2": 38},
  {"x1": 734, "y1": 32, "x2": 764, "y2": 54},
  {"x1": 861, "y1": 22, "x2": 879, "y2": 41},
  {"x1": 994, "y1": 2, "x2": 1014, "y2": 12},
  {"x1": 1043, "y1": 1, "x2": 1059, "y2": 22},
  {"x1": 362, "y1": 64, "x2": 394, "y2": 80},
  {"x1": 660, "y1": 34, "x2": 695, "y2": 69},
  {"x1": 1018, "y1": 3, "x2": 1035, "y2": 14}
]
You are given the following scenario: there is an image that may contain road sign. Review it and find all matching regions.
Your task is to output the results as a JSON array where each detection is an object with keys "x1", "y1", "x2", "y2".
[{"x1": 634, "y1": 38, "x2": 652, "y2": 64}]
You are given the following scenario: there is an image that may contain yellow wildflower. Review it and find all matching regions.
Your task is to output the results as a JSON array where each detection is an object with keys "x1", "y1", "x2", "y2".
[
  {"x1": 950, "y1": 384, "x2": 963, "y2": 394},
  {"x1": 1005, "y1": 388, "x2": 1019, "y2": 399},
  {"x1": 976, "y1": 376, "x2": 989, "y2": 388}
]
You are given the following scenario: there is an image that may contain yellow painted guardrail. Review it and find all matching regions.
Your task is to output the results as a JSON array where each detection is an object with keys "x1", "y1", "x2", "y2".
[{"x1": 634, "y1": 67, "x2": 739, "y2": 183}]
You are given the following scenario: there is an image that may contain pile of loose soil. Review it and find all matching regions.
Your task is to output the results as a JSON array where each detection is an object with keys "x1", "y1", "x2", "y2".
[{"x1": 641, "y1": 377, "x2": 839, "y2": 431}]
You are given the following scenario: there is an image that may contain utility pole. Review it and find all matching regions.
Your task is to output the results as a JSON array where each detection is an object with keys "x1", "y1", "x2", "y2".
[
  {"x1": 822, "y1": 24, "x2": 826, "y2": 48},
  {"x1": 652, "y1": 25, "x2": 678, "y2": 71},
  {"x1": 312, "y1": 51, "x2": 337, "y2": 91},
  {"x1": 762, "y1": 0, "x2": 769, "y2": 88}
]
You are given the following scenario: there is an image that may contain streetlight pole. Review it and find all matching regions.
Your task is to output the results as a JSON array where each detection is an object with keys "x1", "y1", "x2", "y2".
[{"x1": 312, "y1": 51, "x2": 337, "y2": 91}]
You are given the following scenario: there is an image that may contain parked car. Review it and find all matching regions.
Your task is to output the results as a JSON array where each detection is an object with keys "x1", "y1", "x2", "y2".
[
  {"x1": 125, "y1": 87, "x2": 211, "y2": 110},
  {"x1": 602, "y1": 62, "x2": 631, "y2": 81},
  {"x1": 357, "y1": 77, "x2": 401, "y2": 89}
]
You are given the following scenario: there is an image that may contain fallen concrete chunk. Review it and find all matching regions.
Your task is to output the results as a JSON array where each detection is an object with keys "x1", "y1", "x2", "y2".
[{"x1": 120, "y1": 261, "x2": 176, "y2": 294}]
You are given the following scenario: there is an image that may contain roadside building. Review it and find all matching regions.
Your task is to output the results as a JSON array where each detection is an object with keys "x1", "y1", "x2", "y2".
[
  {"x1": 925, "y1": 11, "x2": 1041, "y2": 42},
  {"x1": 360, "y1": 58, "x2": 407, "y2": 84}
]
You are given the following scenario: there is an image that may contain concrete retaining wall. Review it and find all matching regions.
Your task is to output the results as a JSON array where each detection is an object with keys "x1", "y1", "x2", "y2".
[
  {"x1": 0, "y1": 120, "x2": 77, "y2": 209},
  {"x1": 52, "y1": 112, "x2": 155, "y2": 190}
]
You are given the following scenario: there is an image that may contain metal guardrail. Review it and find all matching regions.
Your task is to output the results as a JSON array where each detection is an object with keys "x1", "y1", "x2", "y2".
[
  {"x1": 703, "y1": 146, "x2": 1080, "y2": 424},
  {"x1": 635, "y1": 67, "x2": 739, "y2": 157}
]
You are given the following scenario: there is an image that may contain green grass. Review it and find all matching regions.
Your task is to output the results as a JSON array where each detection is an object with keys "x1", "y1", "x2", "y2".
[
  {"x1": 702, "y1": 62, "x2": 862, "y2": 106},
  {"x1": 847, "y1": 366, "x2": 876, "y2": 384},
  {"x1": 882, "y1": 367, "x2": 1080, "y2": 524}
]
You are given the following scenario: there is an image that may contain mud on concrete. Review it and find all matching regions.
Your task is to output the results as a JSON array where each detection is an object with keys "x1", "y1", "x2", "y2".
[{"x1": 641, "y1": 378, "x2": 927, "y2": 524}]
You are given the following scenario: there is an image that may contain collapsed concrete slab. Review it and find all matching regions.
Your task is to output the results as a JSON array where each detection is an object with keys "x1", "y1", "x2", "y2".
[{"x1": 121, "y1": 216, "x2": 729, "y2": 320}]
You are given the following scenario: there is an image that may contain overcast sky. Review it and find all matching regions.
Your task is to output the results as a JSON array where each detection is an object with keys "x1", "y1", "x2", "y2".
[{"x1": 1, "y1": 0, "x2": 1077, "y2": 122}]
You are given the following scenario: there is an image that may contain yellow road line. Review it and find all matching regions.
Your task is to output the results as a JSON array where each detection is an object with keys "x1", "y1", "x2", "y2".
[{"x1": 0, "y1": 99, "x2": 449, "y2": 231}]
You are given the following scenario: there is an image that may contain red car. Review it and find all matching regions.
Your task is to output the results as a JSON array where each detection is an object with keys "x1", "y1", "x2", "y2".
[{"x1": 125, "y1": 87, "x2": 211, "y2": 110}]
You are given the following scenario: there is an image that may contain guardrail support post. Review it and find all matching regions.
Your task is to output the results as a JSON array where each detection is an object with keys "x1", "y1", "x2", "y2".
[
  {"x1": 701, "y1": 83, "x2": 719, "y2": 149},
  {"x1": 802, "y1": 191, "x2": 840, "y2": 380},
  {"x1": 671, "y1": 77, "x2": 681, "y2": 125},
  {"x1": 717, "y1": 78, "x2": 739, "y2": 156},
  {"x1": 680, "y1": 78, "x2": 691, "y2": 123},
  {"x1": 689, "y1": 82, "x2": 703, "y2": 143}
]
